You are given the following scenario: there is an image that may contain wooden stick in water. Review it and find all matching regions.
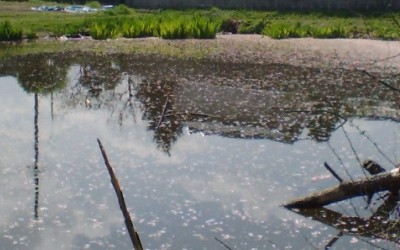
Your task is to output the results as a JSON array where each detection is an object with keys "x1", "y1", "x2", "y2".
[{"x1": 97, "y1": 139, "x2": 143, "y2": 250}]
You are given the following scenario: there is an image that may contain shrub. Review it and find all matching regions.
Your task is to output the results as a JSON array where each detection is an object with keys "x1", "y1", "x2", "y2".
[
  {"x1": 104, "y1": 4, "x2": 132, "y2": 15},
  {"x1": 86, "y1": 1, "x2": 101, "y2": 9}
]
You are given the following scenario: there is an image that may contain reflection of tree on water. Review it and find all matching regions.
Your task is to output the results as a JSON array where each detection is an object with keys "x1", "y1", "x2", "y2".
[
  {"x1": 294, "y1": 193, "x2": 400, "y2": 246},
  {"x1": 135, "y1": 79, "x2": 183, "y2": 155},
  {"x1": 0, "y1": 54, "x2": 69, "y2": 220},
  {"x1": 78, "y1": 59, "x2": 122, "y2": 108},
  {"x1": 33, "y1": 93, "x2": 39, "y2": 220},
  {"x1": 0, "y1": 55, "x2": 68, "y2": 94},
  {"x1": 2, "y1": 53, "x2": 400, "y2": 154}
]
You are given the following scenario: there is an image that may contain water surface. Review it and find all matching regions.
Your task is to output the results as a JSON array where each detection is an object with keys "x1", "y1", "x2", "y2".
[{"x1": 1, "y1": 53, "x2": 400, "y2": 249}]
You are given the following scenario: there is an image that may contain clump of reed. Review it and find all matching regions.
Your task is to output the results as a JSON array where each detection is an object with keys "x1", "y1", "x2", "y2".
[
  {"x1": 159, "y1": 15, "x2": 218, "y2": 39},
  {"x1": 262, "y1": 22, "x2": 348, "y2": 39},
  {"x1": 121, "y1": 17, "x2": 160, "y2": 38},
  {"x1": 88, "y1": 14, "x2": 219, "y2": 40},
  {"x1": 0, "y1": 21, "x2": 22, "y2": 41},
  {"x1": 89, "y1": 18, "x2": 120, "y2": 40},
  {"x1": 189, "y1": 15, "x2": 219, "y2": 39}
]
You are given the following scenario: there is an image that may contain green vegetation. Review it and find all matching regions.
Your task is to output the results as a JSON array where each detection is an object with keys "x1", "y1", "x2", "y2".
[
  {"x1": 0, "y1": 1, "x2": 399, "y2": 41},
  {"x1": 84, "y1": 14, "x2": 218, "y2": 39},
  {"x1": 85, "y1": 1, "x2": 101, "y2": 9},
  {"x1": 0, "y1": 20, "x2": 22, "y2": 41},
  {"x1": 262, "y1": 22, "x2": 348, "y2": 39}
]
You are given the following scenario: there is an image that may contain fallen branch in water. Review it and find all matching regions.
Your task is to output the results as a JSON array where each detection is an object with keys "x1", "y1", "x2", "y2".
[
  {"x1": 155, "y1": 112, "x2": 217, "y2": 119},
  {"x1": 284, "y1": 168, "x2": 400, "y2": 209},
  {"x1": 97, "y1": 139, "x2": 143, "y2": 250},
  {"x1": 214, "y1": 237, "x2": 233, "y2": 250},
  {"x1": 324, "y1": 162, "x2": 343, "y2": 184}
]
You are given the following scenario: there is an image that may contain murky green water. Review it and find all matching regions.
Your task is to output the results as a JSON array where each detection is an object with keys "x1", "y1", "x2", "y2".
[{"x1": 1, "y1": 53, "x2": 400, "y2": 249}]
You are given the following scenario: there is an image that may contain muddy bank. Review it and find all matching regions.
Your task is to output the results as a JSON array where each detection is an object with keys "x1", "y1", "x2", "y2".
[
  {"x1": 4, "y1": 34, "x2": 398, "y2": 73},
  {"x1": 215, "y1": 35, "x2": 400, "y2": 72},
  {"x1": 40, "y1": 34, "x2": 400, "y2": 73}
]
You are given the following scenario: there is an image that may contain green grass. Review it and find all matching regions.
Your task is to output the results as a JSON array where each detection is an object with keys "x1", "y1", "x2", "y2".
[{"x1": 0, "y1": 1, "x2": 399, "y2": 41}]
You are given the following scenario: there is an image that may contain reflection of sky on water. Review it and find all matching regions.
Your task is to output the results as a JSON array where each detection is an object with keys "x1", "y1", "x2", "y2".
[{"x1": 1, "y1": 75, "x2": 400, "y2": 249}]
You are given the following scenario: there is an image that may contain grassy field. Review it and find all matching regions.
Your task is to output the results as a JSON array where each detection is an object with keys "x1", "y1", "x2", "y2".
[{"x1": 0, "y1": 1, "x2": 400, "y2": 40}]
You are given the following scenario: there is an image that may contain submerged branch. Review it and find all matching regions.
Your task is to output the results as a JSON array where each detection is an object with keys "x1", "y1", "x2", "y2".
[
  {"x1": 155, "y1": 112, "x2": 217, "y2": 119},
  {"x1": 97, "y1": 139, "x2": 143, "y2": 250},
  {"x1": 358, "y1": 69, "x2": 400, "y2": 93},
  {"x1": 214, "y1": 237, "x2": 234, "y2": 250},
  {"x1": 156, "y1": 98, "x2": 169, "y2": 130}
]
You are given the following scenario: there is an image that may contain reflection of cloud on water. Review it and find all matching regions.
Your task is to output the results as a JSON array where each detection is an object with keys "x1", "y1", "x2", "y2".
[
  {"x1": 171, "y1": 136, "x2": 300, "y2": 221},
  {"x1": 0, "y1": 77, "x2": 33, "y2": 141},
  {"x1": 179, "y1": 173, "x2": 285, "y2": 221}
]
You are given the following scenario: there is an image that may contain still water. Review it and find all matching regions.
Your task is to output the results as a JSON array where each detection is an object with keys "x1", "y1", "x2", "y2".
[{"x1": 0, "y1": 53, "x2": 400, "y2": 249}]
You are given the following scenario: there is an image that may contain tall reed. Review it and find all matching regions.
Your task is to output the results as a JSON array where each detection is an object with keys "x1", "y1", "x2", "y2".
[
  {"x1": 0, "y1": 21, "x2": 22, "y2": 41},
  {"x1": 89, "y1": 19, "x2": 120, "y2": 40},
  {"x1": 262, "y1": 22, "x2": 348, "y2": 39},
  {"x1": 89, "y1": 14, "x2": 219, "y2": 40}
]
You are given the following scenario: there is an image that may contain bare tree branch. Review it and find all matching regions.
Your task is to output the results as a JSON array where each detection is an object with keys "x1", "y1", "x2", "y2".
[{"x1": 97, "y1": 139, "x2": 143, "y2": 250}]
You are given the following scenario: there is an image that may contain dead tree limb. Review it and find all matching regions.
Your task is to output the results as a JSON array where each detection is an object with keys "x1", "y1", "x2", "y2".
[
  {"x1": 358, "y1": 69, "x2": 400, "y2": 93},
  {"x1": 284, "y1": 168, "x2": 400, "y2": 208},
  {"x1": 324, "y1": 162, "x2": 343, "y2": 183},
  {"x1": 97, "y1": 139, "x2": 143, "y2": 250},
  {"x1": 214, "y1": 237, "x2": 234, "y2": 250},
  {"x1": 156, "y1": 98, "x2": 169, "y2": 130}
]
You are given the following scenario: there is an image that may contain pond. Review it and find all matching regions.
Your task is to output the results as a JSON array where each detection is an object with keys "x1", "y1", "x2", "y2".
[{"x1": 1, "y1": 53, "x2": 400, "y2": 249}]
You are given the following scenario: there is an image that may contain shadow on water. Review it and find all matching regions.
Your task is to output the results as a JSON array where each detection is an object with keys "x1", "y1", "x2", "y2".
[
  {"x1": 292, "y1": 193, "x2": 400, "y2": 246},
  {"x1": 1, "y1": 52, "x2": 400, "y2": 248}
]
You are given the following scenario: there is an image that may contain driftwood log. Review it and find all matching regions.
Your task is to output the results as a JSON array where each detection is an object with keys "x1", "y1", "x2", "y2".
[{"x1": 284, "y1": 168, "x2": 400, "y2": 208}]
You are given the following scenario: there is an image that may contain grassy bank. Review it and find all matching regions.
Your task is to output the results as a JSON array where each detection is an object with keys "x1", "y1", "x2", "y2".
[{"x1": 0, "y1": 1, "x2": 400, "y2": 41}]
